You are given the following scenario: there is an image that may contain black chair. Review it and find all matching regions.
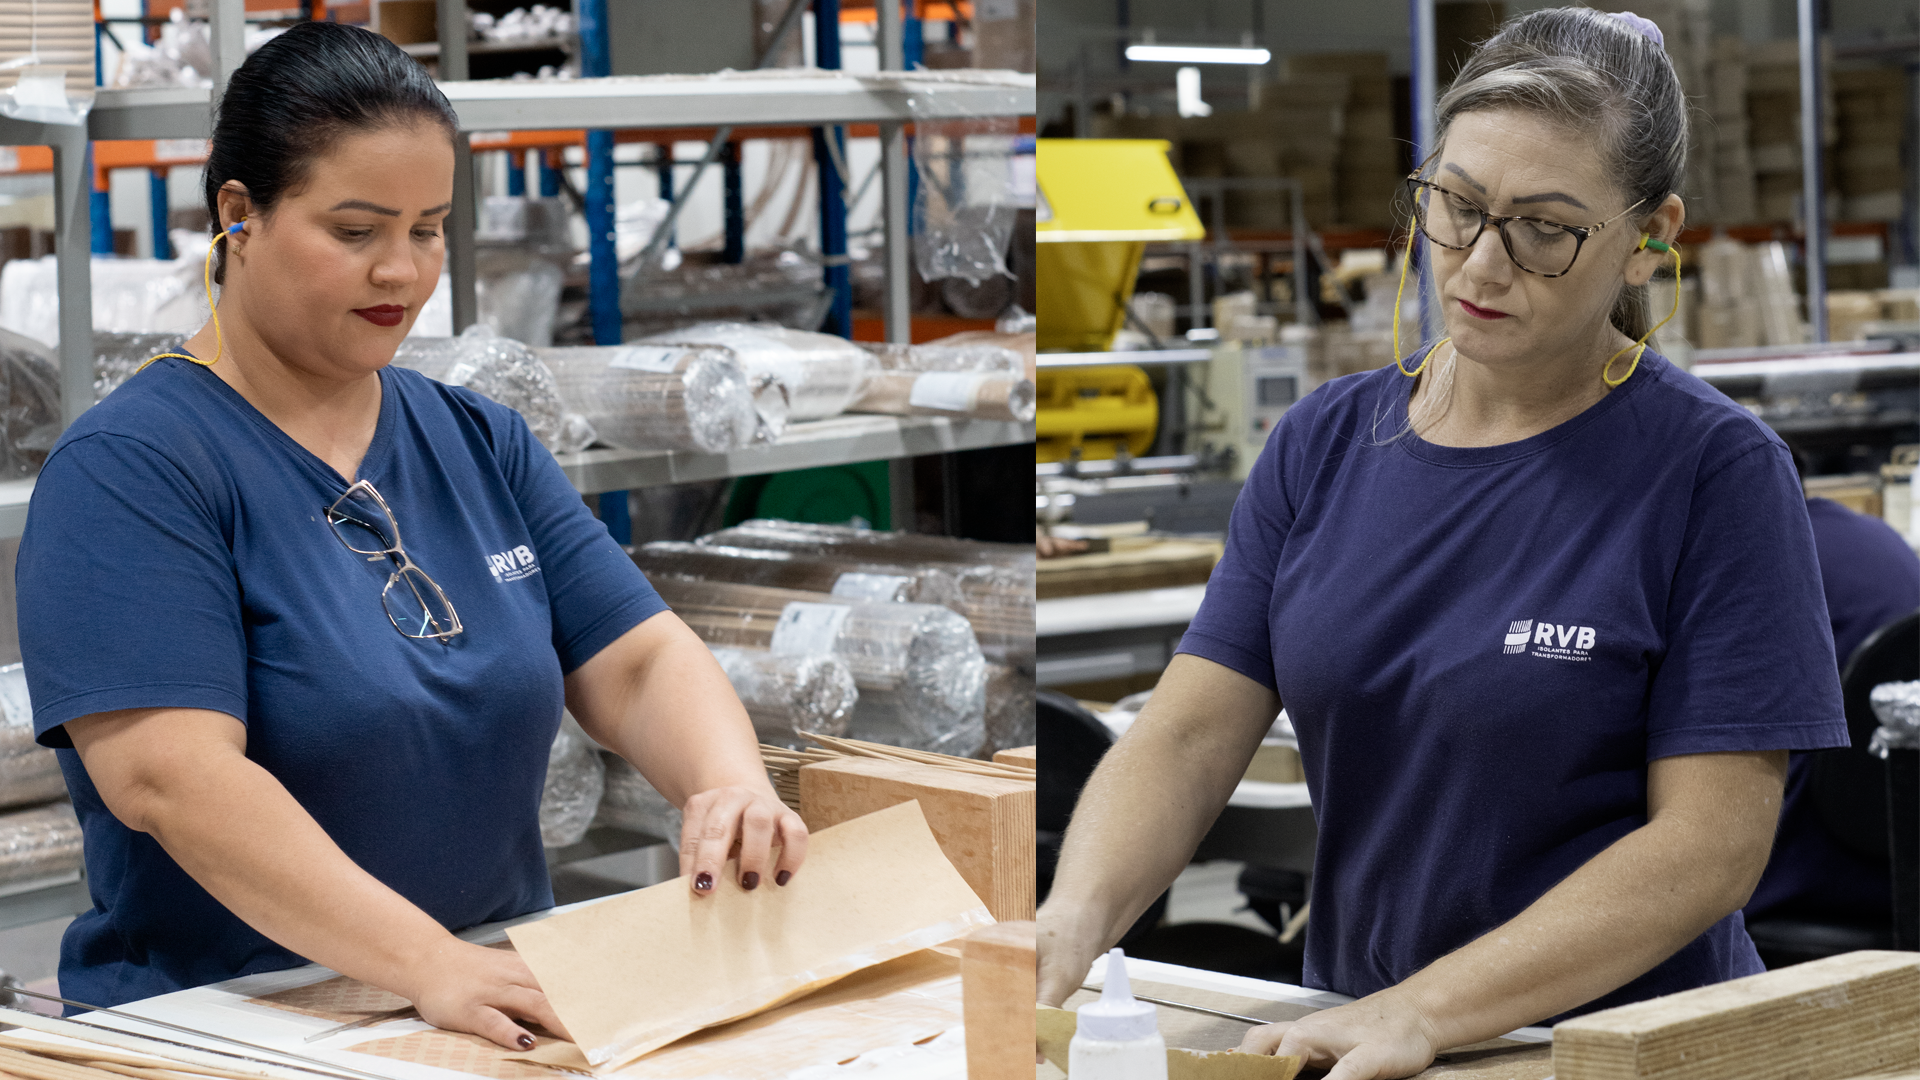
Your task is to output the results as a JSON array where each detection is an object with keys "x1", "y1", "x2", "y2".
[
  {"x1": 1747, "y1": 610, "x2": 1918, "y2": 966},
  {"x1": 1036, "y1": 689, "x2": 1167, "y2": 949}
]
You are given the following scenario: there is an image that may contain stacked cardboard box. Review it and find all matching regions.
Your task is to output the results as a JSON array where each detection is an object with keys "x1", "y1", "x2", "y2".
[
  {"x1": 1707, "y1": 37, "x2": 1759, "y2": 224},
  {"x1": 1834, "y1": 68, "x2": 1908, "y2": 223},
  {"x1": 1289, "y1": 53, "x2": 1402, "y2": 230},
  {"x1": 1745, "y1": 39, "x2": 1838, "y2": 224},
  {"x1": 1592, "y1": 0, "x2": 1720, "y2": 222}
]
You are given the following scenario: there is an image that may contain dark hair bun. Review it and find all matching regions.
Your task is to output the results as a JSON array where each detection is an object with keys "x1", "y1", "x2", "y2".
[{"x1": 204, "y1": 21, "x2": 458, "y2": 275}]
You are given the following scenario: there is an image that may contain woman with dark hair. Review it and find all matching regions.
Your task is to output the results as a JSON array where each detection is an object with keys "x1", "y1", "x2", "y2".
[
  {"x1": 1037, "y1": 8, "x2": 1847, "y2": 1078},
  {"x1": 15, "y1": 22, "x2": 806, "y2": 1049}
]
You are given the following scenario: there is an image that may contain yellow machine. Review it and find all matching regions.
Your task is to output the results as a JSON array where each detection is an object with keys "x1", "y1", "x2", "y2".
[
  {"x1": 1034, "y1": 365, "x2": 1159, "y2": 462},
  {"x1": 1036, "y1": 139, "x2": 1204, "y2": 458}
]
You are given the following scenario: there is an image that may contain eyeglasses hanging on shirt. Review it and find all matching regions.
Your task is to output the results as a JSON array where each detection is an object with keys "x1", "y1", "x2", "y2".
[{"x1": 324, "y1": 480, "x2": 464, "y2": 642}]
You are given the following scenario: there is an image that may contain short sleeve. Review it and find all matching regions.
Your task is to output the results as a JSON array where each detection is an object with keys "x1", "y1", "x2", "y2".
[
  {"x1": 491, "y1": 410, "x2": 668, "y2": 673},
  {"x1": 1646, "y1": 440, "x2": 1848, "y2": 759},
  {"x1": 1174, "y1": 424, "x2": 1298, "y2": 692},
  {"x1": 17, "y1": 434, "x2": 249, "y2": 747}
]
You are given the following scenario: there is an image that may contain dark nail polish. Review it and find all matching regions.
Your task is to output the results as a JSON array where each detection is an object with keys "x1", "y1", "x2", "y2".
[
  {"x1": 776, "y1": 870, "x2": 791, "y2": 886},
  {"x1": 741, "y1": 872, "x2": 759, "y2": 891},
  {"x1": 516, "y1": 1035, "x2": 534, "y2": 1051},
  {"x1": 694, "y1": 872, "x2": 713, "y2": 892}
]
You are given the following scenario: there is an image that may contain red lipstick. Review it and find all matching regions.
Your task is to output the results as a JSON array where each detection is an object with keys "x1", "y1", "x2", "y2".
[
  {"x1": 354, "y1": 305, "x2": 405, "y2": 327},
  {"x1": 1460, "y1": 299, "x2": 1510, "y2": 320}
]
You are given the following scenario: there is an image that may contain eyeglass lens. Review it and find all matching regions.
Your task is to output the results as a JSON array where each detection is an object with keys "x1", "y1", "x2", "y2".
[
  {"x1": 384, "y1": 564, "x2": 459, "y2": 639},
  {"x1": 1413, "y1": 183, "x2": 1580, "y2": 275},
  {"x1": 328, "y1": 488, "x2": 398, "y2": 555}
]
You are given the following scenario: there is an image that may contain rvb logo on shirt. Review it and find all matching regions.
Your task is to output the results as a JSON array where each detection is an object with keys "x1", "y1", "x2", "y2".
[
  {"x1": 1502, "y1": 618, "x2": 1596, "y2": 661},
  {"x1": 488, "y1": 544, "x2": 540, "y2": 583}
]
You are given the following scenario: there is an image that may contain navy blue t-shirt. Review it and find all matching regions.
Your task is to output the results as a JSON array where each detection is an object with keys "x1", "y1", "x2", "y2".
[
  {"x1": 1178, "y1": 351, "x2": 1847, "y2": 1020},
  {"x1": 1744, "y1": 497, "x2": 1918, "y2": 923},
  {"x1": 16, "y1": 355, "x2": 666, "y2": 1009}
]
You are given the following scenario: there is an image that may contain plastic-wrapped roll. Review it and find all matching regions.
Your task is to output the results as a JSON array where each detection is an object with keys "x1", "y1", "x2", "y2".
[
  {"x1": 982, "y1": 662, "x2": 1036, "y2": 759},
  {"x1": 535, "y1": 344, "x2": 785, "y2": 452},
  {"x1": 93, "y1": 331, "x2": 188, "y2": 401},
  {"x1": 709, "y1": 646, "x2": 856, "y2": 747},
  {"x1": 849, "y1": 370, "x2": 1035, "y2": 422},
  {"x1": 539, "y1": 716, "x2": 606, "y2": 848},
  {"x1": 0, "y1": 802, "x2": 83, "y2": 887},
  {"x1": 633, "y1": 542, "x2": 964, "y2": 609},
  {"x1": 633, "y1": 322, "x2": 875, "y2": 422},
  {"x1": 860, "y1": 341, "x2": 1024, "y2": 375},
  {"x1": 698, "y1": 521, "x2": 1035, "y2": 672},
  {"x1": 650, "y1": 577, "x2": 986, "y2": 757},
  {"x1": 391, "y1": 325, "x2": 596, "y2": 454},
  {"x1": 0, "y1": 666, "x2": 68, "y2": 813},
  {"x1": 595, "y1": 754, "x2": 683, "y2": 850}
]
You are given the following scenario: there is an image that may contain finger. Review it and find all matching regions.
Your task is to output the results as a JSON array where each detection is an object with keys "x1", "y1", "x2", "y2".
[
  {"x1": 770, "y1": 809, "x2": 809, "y2": 886},
  {"x1": 1322, "y1": 1045, "x2": 1393, "y2": 1080},
  {"x1": 734, "y1": 801, "x2": 777, "y2": 891},
  {"x1": 687, "y1": 791, "x2": 744, "y2": 898},
  {"x1": 466, "y1": 1005, "x2": 539, "y2": 1053},
  {"x1": 495, "y1": 984, "x2": 571, "y2": 1043},
  {"x1": 1236, "y1": 1021, "x2": 1292, "y2": 1055}
]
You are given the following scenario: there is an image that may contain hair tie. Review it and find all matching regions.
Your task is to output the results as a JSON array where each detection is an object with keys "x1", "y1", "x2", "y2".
[{"x1": 1606, "y1": 10, "x2": 1664, "y2": 46}]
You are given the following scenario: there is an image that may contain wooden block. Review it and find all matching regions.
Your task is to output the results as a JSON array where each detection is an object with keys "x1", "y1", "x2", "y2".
[
  {"x1": 992, "y1": 745, "x2": 1036, "y2": 770},
  {"x1": 1552, "y1": 950, "x2": 1920, "y2": 1080},
  {"x1": 800, "y1": 757, "x2": 1035, "y2": 921},
  {"x1": 963, "y1": 922, "x2": 1035, "y2": 1080}
]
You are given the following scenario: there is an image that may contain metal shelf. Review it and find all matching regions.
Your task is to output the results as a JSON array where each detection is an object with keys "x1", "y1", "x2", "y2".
[
  {"x1": 557, "y1": 415, "x2": 1034, "y2": 496},
  {"x1": 82, "y1": 70, "x2": 1034, "y2": 140}
]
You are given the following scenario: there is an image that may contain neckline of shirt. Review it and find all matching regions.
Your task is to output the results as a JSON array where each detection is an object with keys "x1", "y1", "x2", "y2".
[
  {"x1": 1387, "y1": 349, "x2": 1667, "y2": 468},
  {"x1": 161, "y1": 351, "x2": 401, "y2": 491}
]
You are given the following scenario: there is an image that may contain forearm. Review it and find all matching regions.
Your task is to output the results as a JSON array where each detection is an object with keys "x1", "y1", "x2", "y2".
[
  {"x1": 1045, "y1": 655, "x2": 1279, "y2": 949},
  {"x1": 568, "y1": 613, "x2": 772, "y2": 808},
  {"x1": 139, "y1": 752, "x2": 459, "y2": 1001}
]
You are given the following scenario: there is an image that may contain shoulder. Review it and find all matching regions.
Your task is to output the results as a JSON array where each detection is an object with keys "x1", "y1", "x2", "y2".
[
  {"x1": 1624, "y1": 354, "x2": 1792, "y2": 481},
  {"x1": 1807, "y1": 496, "x2": 1918, "y2": 562},
  {"x1": 383, "y1": 362, "x2": 536, "y2": 454},
  {"x1": 45, "y1": 358, "x2": 236, "y2": 484}
]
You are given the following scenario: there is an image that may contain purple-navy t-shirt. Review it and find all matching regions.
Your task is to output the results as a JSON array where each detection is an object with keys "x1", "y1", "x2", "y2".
[{"x1": 1177, "y1": 350, "x2": 1848, "y2": 1020}]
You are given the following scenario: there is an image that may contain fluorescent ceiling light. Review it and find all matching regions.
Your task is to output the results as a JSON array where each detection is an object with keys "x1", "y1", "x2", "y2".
[{"x1": 1125, "y1": 44, "x2": 1272, "y2": 65}]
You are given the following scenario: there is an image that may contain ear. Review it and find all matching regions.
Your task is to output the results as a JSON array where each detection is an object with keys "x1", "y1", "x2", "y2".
[
  {"x1": 216, "y1": 182, "x2": 253, "y2": 244},
  {"x1": 1624, "y1": 193, "x2": 1684, "y2": 287}
]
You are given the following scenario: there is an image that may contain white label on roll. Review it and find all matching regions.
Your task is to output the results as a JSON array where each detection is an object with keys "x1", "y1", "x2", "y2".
[
  {"x1": 908, "y1": 372, "x2": 990, "y2": 412},
  {"x1": 831, "y1": 572, "x2": 912, "y2": 602},
  {"x1": 0, "y1": 665, "x2": 31, "y2": 730},
  {"x1": 609, "y1": 347, "x2": 691, "y2": 373},
  {"x1": 770, "y1": 602, "x2": 852, "y2": 656}
]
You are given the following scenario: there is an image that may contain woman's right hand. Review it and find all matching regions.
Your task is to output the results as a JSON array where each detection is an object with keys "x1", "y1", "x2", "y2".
[{"x1": 401, "y1": 939, "x2": 570, "y2": 1052}]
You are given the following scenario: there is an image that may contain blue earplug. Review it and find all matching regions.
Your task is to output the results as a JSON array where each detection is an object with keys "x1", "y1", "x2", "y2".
[{"x1": 226, "y1": 220, "x2": 245, "y2": 236}]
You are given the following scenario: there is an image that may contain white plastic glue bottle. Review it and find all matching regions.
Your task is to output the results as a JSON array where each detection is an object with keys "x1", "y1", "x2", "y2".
[{"x1": 1068, "y1": 948, "x2": 1168, "y2": 1079}]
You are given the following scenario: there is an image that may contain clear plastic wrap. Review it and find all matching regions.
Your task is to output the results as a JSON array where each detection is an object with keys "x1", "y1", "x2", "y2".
[
  {"x1": 698, "y1": 520, "x2": 1035, "y2": 672},
  {"x1": 94, "y1": 331, "x2": 188, "y2": 401},
  {"x1": 859, "y1": 342, "x2": 1023, "y2": 374},
  {"x1": 0, "y1": 666, "x2": 65, "y2": 812},
  {"x1": 535, "y1": 344, "x2": 785, "y2": 452},
  {"x1": 477, "y1": 197, "x2": 573, "y2": 348},
  {"x1": 391, "y1": 325, "x2": 596, "y2": 454},
  {"x1": 619, "y1": 249, "x2": 829, "y2": 337},
  {"x1": 0, "y1": 252, "x2": 210, "y2": 349},
  {"x1": 632, "y1": 322, "x2": 875, "y2": 422},
  {"x1": 0, "y1": 330, "x2": 60, "y2": 479},
  {"x1": 595, "y1": 754, "x2": 683, "y2": 850},
  {"x1": 709, "y1": 646, "x2": 856, "y2": 748},
  {"x1": 649, "y1": 577, "x2": 986, "y2": 757},
  {"x1": 1868, "y1": 680, "x2": 1920, "y2": 758},
  {"x1": 0, "y1": 801, "x2": 83, "y2": 886},
  {"x1": 982, "y1": 662, "x2": 1036, "y2": 759},
  {"x1": 540, "y1": 716, "x2": 606, "y2": 848},
  {"x1": 911, "y1": 113, "x2": 1019, "y2": 287}
]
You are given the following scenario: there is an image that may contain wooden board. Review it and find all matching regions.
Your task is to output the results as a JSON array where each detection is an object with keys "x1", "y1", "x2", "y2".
[
  {"x1": 1552, "y1": 950, "x2": 1920, "y2": 1080},
  {"x1": 798, "y1": 756, "x2": 1035, "y2": 921},
  {"x1": 1035, "y1": 539, "x2": 1223, "y2": 600},
  {"x1": 991, "y1": 745, "x2": 1036, "y2": 770},
  {"x1": 961, "y1": 922, "x2": 1034, "y2": 1080}
]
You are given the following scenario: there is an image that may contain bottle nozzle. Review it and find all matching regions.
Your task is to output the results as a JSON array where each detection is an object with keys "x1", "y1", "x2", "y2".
[{"x1": 1076, "y1": 947, "x2": 1159, "y2": 1043}]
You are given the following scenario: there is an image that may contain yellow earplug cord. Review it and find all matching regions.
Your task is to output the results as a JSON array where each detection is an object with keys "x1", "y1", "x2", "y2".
[
  {"x1": 1392, "y1": 231, "x2": 1685, "y2": 388},
  {"x1": 134, "y1": 225, "x2": 236, "y2": 375}
]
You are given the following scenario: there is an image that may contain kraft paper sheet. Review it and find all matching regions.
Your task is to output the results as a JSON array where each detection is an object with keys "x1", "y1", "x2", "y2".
[{"x1": 504, "y1": 800, "x2": 992, "y2": 1070}]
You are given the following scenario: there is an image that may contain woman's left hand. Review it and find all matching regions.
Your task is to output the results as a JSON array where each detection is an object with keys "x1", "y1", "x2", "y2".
[
  {"x1": 1236, "y1": 991, "x2": 1441, "y2": 1080},
  {"x1": 679, "y1": 785, "x2": 809, "y2": 898}
]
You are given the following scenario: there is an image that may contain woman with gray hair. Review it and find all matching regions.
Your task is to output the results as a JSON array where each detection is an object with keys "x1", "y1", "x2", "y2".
[{"x1": 1037, "y1": 8, "x2": 1846, "y2": 1077}]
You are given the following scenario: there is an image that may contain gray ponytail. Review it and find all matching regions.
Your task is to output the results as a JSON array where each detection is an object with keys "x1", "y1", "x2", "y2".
[{"x1": 1432, "y1": 7, "x2": 1687, "y2": 339}]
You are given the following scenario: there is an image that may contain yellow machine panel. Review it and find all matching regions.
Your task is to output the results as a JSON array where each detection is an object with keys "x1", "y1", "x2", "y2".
[{"x1": 1035, "y1": 365, "x2": 1159, "y2": 463}]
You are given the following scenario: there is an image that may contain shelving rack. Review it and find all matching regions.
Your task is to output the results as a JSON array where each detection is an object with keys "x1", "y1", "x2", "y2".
[{"x1": 0, "y1": 0, "x2": 1035, "y2": 924}]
